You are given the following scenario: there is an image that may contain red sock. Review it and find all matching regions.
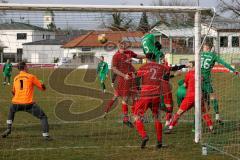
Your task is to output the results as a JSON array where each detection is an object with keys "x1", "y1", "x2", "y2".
[
  {"x1": 122, "y1": 104, "x2": 128, "y2": 115},
  {"x1": 166, "y1": 113, "x2": 172, "y2": 121},
  {"x1": 104, "y1": 98, "x2": 116, "y2": 113},
  {"x1": 169, "y1": 113, "x2": 180, "y2": 127},
  {"x1": 154, "y1": 120, "x2": 162, "y2": 142},
  {"x1": 135, "y1": 119, "x2": 147, "y2": 139},
  {"x1": 202, "y1": 114, "x2": 213, "y2": 128},
  {"x1": 165, "y1": 107, "x2": 173, "y2": 121}
]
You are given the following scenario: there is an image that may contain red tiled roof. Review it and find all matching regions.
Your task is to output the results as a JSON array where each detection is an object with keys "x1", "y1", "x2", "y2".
[{"x1": 62, "y1": 31, "x2": 144, "y2": 48}]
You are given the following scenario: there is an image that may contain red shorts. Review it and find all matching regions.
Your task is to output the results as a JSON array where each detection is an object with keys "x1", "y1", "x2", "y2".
[
  {"x1": 133, "y1": 97, "x2": 160, "y2": 117},
  {"x1": 164, "y1": 92, "x2": 173, "y2": 105},
  {"x1": 179, "y1": 93, "x2": 194, "y2": 111},
  {"x1": 115, "y1": 76, "x2": 137, "y2": 97}
]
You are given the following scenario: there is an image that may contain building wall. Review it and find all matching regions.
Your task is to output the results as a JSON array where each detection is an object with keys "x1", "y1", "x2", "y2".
[
  {"x1": 0, "y1": 30, "x2": 33, "y2": 53},
  {"x1": 0, "y1": 30, "x2": 55, "y2": 54},
  {"x1": 23, "y1": 44, "x2": 64, "y2": 63},
  {"x1": 32, "y1": 31, "x2": 55, "y2": 42}
]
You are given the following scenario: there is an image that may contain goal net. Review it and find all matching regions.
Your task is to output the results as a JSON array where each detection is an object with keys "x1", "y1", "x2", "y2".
[{"x1": 0, "y1": 3, "x2": 239, "y2": 160}]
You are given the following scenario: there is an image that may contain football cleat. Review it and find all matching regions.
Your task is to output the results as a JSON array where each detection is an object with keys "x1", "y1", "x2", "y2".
[
  {"x1": 216, "y1": 119, "x2": 224, "y2": 125},
  {"x1": 43, "y1": 136, "x2": 53, "y2": 141},
  {"x1": 156, "y1": 141, "x2": 162, "y2": 149},
  {"x1": 141, "y1": 136, "x2": 149, "y2": 149},
  {"x1": 164, "y1": 128, "x2": 172, "y2": 134},
  {"x1": 1, "y1": 129, "x2": 11, "y2": 138}
]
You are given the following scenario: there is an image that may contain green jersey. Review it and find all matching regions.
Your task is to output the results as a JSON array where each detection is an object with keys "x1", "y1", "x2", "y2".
[
  {"x1": 3, "y1": 63, "x2": 12, "y2": 76},
  {"x1": 201, "y1": 51, "x2": 235, "y2": 82},
  {"x1": 97, "y1": 61, "x2": 108, "y2": 75},
  {"x1": 176, "y1": 79, "x2": 186, "y2": 106},
  {"x1": 141, "y1": 34, "x2": 164, "y2": 63}
]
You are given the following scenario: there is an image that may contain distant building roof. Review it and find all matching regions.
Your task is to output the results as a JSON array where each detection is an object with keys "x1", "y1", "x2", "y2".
[
  {"x1": 0, "y1": 21, "x2": 51, "y2": 31},
  {"x1": 23, "y1": 29, "x2": 93, "y2": 46},
  {"x1": 23, "y1": 39, "x2": 65, "y2": 45},
  {"x1": 62, "y1": 31, "x2": 144, "y2": 48}
]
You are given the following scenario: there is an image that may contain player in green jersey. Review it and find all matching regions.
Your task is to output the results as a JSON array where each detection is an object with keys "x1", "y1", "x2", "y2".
[
  {"x1": 176, "y1": 79, "x2": 187, "y2": 107},
  {"x1": 97, "y1": 56, "x2": 109, "y2": 93},
  {"x1": 141, "y1": 33, "x2": 164, "y2": 63},
  {"x1": 201, "y1": 43, "x2": 238, "y2": 124},
  {"x1": 3, "y1": 59, "x2": 13, "y2": 85}
]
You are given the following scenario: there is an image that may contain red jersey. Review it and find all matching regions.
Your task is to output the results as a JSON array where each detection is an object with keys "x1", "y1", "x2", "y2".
[
  {"x1": 112, "y1": 50, "x2": 137, "y2": 74},
  {"x1": 184, "y1": 70, "x2": 195, "y2": 94},
  {"x1": 137, "y1": 62, "x2": 169, "y2": 97}
]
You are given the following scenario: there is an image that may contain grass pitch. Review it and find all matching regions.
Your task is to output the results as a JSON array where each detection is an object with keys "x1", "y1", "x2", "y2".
[{"x1": 0, "y1": 68, "x2": 239, "y2": 160}]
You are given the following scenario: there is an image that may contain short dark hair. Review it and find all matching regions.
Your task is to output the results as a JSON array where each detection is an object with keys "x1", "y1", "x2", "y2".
[
  {"x1": 189, "y1": 61, "x2": 195, "y2": 67},
  {"x1": 203, "y1": 42, "x2": 213, "y2": 48},
  {"x1": 17, "y1": 61, "x2": 26, "y2": 70}
]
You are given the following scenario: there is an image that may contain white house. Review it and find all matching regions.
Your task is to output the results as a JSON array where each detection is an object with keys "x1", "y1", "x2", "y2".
[
  {"x1": 0, "y1": 21, "x2": 55, "y2": 62},
  {"x1": 22, "y1": 30, "x2": 90, "y2": 64},
  {"x1": 62, "y1": 31, "x2": 144, "y2": 68},
  {"x1": 22, "y1": 39, "x2": 64, "y2": 63}
]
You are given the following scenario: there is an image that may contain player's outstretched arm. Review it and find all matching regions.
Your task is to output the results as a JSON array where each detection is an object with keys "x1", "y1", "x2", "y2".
[
  {"x1": 136, "y1": 54, "x2": 146, "y2": 59},
  {"x1": 32, "y1": 76, "x2": 46, "y2": 91},
  {"x1": 216, "y1": 56, "x2": 236, "y2": 72}
]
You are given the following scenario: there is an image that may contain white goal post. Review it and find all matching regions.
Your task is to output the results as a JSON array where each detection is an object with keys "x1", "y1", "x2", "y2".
[{"x1": 0, "y1": 3, "x2": 214, "y2": 144}]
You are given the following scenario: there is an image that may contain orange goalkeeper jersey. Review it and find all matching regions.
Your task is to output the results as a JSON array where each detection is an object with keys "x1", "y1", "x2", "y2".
[{"x1": 12, "y1": 71, "x2": 44, "y2": 104}]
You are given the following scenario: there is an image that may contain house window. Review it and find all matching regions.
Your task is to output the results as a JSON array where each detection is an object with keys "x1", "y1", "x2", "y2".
[
  {"x1": 17, "y1": 33, "x2": 27, "y2": 40},
  {"x1": 232, "y1": 36, "x2": 239, "y2": 47},
  {"x1": 43, "y1": 34, "x2": 45, "y2": 39},
  {"x1": 220, "y1": 36, "x2": 228, "y2": 47},
  {"x1": 82, "y1": 48, "x2": 91, "y2": 52}
]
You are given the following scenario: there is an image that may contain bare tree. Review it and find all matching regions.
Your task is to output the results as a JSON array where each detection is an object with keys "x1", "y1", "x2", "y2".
[
  {"x1": 218, "y1": 0, "x2": 240, "y2": 18},
  {"x1": 102, "y1": 12, "x2": 134, "y2": 31},
  {"x1": 150, "y1": 0, "x2": 195, "y2": 27}
]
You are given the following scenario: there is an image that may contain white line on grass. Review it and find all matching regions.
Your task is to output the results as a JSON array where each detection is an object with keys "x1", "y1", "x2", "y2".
[{"x1": 16, "y1": 145, "x2": 168, "y2": 151}]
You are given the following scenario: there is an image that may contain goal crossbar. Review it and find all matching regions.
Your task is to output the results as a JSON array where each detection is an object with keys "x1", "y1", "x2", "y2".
[{"x1": 0, "y1": 3, "x2": 213, "y2": 13}]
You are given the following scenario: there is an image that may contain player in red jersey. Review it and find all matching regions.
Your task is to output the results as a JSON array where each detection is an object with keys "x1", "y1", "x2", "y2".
[
  {"x1": 104, "y1": 41, "x2": 145, "y2": 128},
  {"x1": 154, "y1": 42, "x2": 185, "y2": 127},
  {"x1": 161, "y1": 58, "x2": 186, "y2": 127},
  {"x1": 133, "y1": 53, "x2": 169, "y2": 149},
  {"x1": 164, "y1": 61, "x2": 214, "y2": 134}
]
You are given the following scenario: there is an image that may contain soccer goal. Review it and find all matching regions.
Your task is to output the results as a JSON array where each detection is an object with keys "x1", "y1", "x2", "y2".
[{"x1": 0, "y1": 3, "x2": 239, "y2": 160}]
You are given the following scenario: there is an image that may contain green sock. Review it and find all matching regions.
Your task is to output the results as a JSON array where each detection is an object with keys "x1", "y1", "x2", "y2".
[{"x1": 211, "y1": 99, "x2": 219, "y2": 113}]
